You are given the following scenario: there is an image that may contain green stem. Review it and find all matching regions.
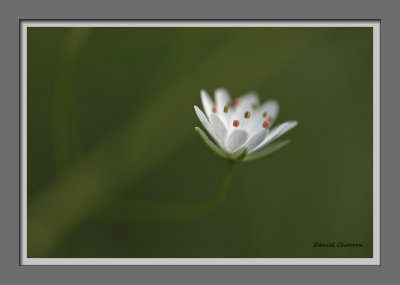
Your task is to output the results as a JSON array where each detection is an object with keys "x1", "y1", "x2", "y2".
[
  {"x1": 104, "y1": 160, "x2": 236, "y2": 222},
  {"x1": 204, "y1": 159, "x2": 235, "y2": 212}
]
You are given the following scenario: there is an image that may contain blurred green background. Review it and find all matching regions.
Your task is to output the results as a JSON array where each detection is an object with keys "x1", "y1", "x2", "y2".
[{"x1": 27, "y1": 27, "x2": 373, "y2": 258}]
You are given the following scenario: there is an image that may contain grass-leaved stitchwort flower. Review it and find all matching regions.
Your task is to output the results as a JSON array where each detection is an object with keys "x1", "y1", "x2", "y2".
[
  {"x1": 194, "y1": 88, "x2": 298, "y2": 161},
  {"x1": 106, "y1": 88, "x2": 298, "y2": 222},
  {"x1": 190, "y1": 88, "x2": 298, "y2": 217}
]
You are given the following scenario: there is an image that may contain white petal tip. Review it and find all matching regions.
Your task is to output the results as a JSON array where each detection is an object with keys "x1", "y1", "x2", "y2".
[
  {"x1": 247, "y1": 91, "x2": 258, "y2": 96},
  {"x1": 200, "y1": 89, "x2": 208, "y2": 96},
  {"x1": 215, "y1": 87, "x2": 227, "y2": 92}
]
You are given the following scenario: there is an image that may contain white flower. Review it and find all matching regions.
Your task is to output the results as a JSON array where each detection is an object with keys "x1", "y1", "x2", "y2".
[{"x1": 194, "y1": 88, "x2": 298, "y2": 161}]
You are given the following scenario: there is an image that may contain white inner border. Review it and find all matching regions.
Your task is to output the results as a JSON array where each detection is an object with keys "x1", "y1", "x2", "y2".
[{"x1": 21, "y1": 20, "x2": 380, "y2": 266}]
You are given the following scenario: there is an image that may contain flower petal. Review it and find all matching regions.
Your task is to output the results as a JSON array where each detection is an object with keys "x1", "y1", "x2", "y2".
[
  {"x1": 201, "y1": 89, "x2": 214, "y2": 119},
  {"x1": 252, "y1": 121, "x2": 298, "y2": 152},
  {"x1": 260, "y1": 100, "x2": 279, "y2": 124},
  {"x1": 209, "y1": 114, "x2": 228, "y2": 148},
  {"x1": 246, "y1": 129, "x2": 269, "y2": 153},
  {"x1": 215, "y1": 88, "x2": 231, "y2": 112},
  {"x1": 194, "y1": 105, "x2": 215, "y2": 137},
  {"x1": 238, "y1": 92, "x2": 259, "y2": 108},
  {"x1": 243, "y1": 140, "x2": 290, "y2": 162},
  {"x1": 194, "y1": 127, "x2": 228, "y2": 158},
  {"x1": 268, "y1": 121, "x2": 298, "y2": 142},
  {"x1": 233, "y1": 92, "x2": 260, "y2": 129},
  {"x1": 226, "y1": 129, "x2": 249, "y2": 153}
]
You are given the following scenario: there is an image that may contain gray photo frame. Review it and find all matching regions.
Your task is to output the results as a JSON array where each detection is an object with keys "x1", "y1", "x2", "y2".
[
  {"x1": 1, "y1": 0, "x2": 398, "y2": 284},
  {"x1": 19, "y1": 19, "x2": 380, "y2": 266}
]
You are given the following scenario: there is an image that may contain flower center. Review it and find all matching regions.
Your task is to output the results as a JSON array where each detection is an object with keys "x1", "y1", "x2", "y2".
[
  {"x1": 268, "y1": 115, "x2": 273, "y2": 122},
  {"x1": 233, "y1": 98, "x2": 240, "y2": 106},
  {"x1": 212, "y1": 107, "x2": 217, "y2": 113},
  {"x1": 263, "y1": 120, "x2": 270, "y2": 128},
  {"x1": 233, "y1": 120, "x2": 239, "y2": 127}
]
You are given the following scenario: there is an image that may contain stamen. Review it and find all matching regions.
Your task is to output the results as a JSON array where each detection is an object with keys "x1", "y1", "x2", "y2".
[
  {"x1": 268, "y1": 115, "x2": 273, "y2": 122},
  {"x1": 244, "y1": 111, "x2": 250, "y2": 119},
  {"x1": 263, "y1": 120, "x2": 270, "y2": 128},
  {"x1": 252, "y1": 104, "x2": 258, "y2": 110},
  {"x1": 224, "y1": 105, "x2": 229, "y2": 113},
  {"x1": 233, "y1": 120, "x2": 239, "y2": 127},
  {"x1": 212, "y1": 107, "x2": 217, "y2": 113},
  {"x1": 262, "y1": 111, "x2": 268, "y2": 118},
  {"x1": 234, "y1": 98, "x2": 240, "y2": 106}
]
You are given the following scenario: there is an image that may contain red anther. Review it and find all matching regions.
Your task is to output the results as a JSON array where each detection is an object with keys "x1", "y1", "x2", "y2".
[
  {"x1": 263, "y1": 120, "x2": 270, "y2": 128},
  {"x1": 268, "y1": 115, "x2": 273, "y2": 122},
  {"x1": 234, "y1": 98, "x2": 240, "y2": 106},
  {"x1": 212, "y1": 107, "x2": 217, "y2": 113},
  {"x1": 233, "y1": 120, "x2": 240, "y2": 127}
]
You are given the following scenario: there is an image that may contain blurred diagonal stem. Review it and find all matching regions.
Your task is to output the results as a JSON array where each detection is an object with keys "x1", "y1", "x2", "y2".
[
  {"x1": 53, "y1": 28, "x2": 90, "y2": 168},
  {"x1": 106, "y1": 160, "x2": 236, "y2": 222}
]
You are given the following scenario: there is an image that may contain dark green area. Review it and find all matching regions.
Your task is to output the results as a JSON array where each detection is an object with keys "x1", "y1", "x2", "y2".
[{"x1": 27, "y1": 27, "x2": 373, "y2": 258}]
